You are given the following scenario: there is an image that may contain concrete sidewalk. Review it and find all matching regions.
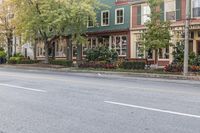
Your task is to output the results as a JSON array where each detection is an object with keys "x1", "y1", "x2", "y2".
[{"x1": 0, "y1": 64, "x2": 200, "y2": 81}]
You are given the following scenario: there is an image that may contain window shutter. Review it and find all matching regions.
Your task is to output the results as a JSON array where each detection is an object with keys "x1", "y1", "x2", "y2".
[
  {"x1": 176, "y1": 0, "x2": 182, "y2": 20},
  {"x1": 160, "y1": 2, "x2": 165, "y2": 21},
  {"x1": 137, "y1": 5, "x2": 141, "y2": 25}
]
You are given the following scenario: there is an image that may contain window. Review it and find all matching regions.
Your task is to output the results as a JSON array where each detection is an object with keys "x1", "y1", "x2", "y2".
[
  {"x1": 141, "y1": 5, "x2": 150, "y2": 24},
  {"x1": 115, "y1": 8, "x2": 124, "y2": 24},
  {"x1": 87, "y1": 16, "x2": 94, "y2": 28},
  {"x1": 159, "y1": 47, "x2": 169, "y2": 59},
  {"x1": 192, "y1": 0, "x2": 200, "y2": 17},
  {"x1": 136, "y1": 42, "x2": 144, "y2": 58},
  {"x1": 112, "y1": 35, "x2": 127, "y2": 56},
  {"x1": 101, "y1": 10, "x2": 109, "y2": 26},
  {"x1": 165, "y1": 0, "x2": 176, "y2": 20}
]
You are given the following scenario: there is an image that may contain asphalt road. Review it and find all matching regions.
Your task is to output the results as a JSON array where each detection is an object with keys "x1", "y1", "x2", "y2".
[{"x1": 0, "y1": 67, "x2": 200, "y2": 133}]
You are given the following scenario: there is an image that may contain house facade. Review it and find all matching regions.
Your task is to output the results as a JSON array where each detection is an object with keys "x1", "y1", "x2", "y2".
[
  {"x1": 36, "y1": 0, "x2": 134, "y2": 61},
  {"x1": 130, "y1": 0, "x2": 200, "y2": 66}
]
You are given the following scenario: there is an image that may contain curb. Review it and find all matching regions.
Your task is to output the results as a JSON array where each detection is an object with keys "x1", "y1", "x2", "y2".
[{"x1": 0, "y1": 65, "x2": 200, "y2": 81}]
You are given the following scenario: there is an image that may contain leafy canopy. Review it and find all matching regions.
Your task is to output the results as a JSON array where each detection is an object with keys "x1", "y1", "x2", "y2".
[
  {"x1": 12, "y1": 0, "x2": 101, "y2": 43},
  {"x1": 141, "y1": 0, "x2": 171, "y2": 50}
]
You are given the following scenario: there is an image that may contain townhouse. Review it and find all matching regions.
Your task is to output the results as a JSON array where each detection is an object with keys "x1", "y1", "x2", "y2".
[
  {"x1": 34, "y1": 0, "x2": 200, "y2": 66},
  {"x1": 130, "y1": 0, "x2": 200, "y2": 66},
  {"x1": 36, "y1": 0, "x2": 134, "y2": 61}
]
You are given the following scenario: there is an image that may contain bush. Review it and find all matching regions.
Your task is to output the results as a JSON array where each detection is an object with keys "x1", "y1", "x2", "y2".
[
  {"x1": 78, "y1": 62, "x2": 117, "y2": 69},
  {"x1": 189, "y1": 65, "x2": 200, "y2": 72},
  {"x1": 8, "y1": 57, "x2": 39, "y2": 64},
  {"x1": 86, "y1": 46, "x2": 118, "y2": 62},
  {"x1": 0, "y1": 51, "x2": 6, "y2": 58},
  {"x1": 8, "y1": 57, "x2": 22, "y2": 64},
  {"x1": 119, "y1": 61, "x2": 145, "y2": 70},
  {"x1": 164, "y1": 63, "x2": 183, "y2": 72},
  {"x1": 49, "y1": 60, "x2": 73, "y2": 67}
]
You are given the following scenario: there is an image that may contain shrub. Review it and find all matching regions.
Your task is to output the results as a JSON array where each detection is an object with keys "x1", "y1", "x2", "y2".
[
  {"x1": 8, "y1": 56, "x2": 39, "y2": 64},
  {"x1": 78, "y1": 61, "x2": 117, "y2": 69},
  {"x1": 8, "y1": 57, "x2": 22, "y2": 64},
  {"x1": 85, "y1": 46, "x2": 118, "y2": 62},
  {"x1": 0, "y1": 51, "x2": 6, "y2": 58},
  {"x1": 49, "y1": 60, "x2": 73, "y2": 67},
  {"x1": 164, "y1": 63, "x2": 183, "y2": 72},
  {"x1": 120, "y1": 61, "x2": 145, "y2": 70},
  {"x1": 189, "y1": 65, "x2": 200, "y2": 72}
]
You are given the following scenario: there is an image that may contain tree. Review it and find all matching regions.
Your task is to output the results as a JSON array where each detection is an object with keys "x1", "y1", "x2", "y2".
[
  {"x1": 141, "y1": 0, "x2": 171, "y2": 64},
  {"x1": 12, "y1": 0, "x2": 100, "y2": 63},
  {"x1": 0, "y1": 0, "x2": 15, "y2": 59}
]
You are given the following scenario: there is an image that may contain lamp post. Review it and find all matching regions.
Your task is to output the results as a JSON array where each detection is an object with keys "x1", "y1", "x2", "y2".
[{"x1": 184, "y1": 0, "x2": 190, "y2": 76}]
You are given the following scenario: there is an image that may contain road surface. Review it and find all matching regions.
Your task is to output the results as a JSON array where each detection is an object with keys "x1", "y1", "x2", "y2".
[{"x1": 0, "y1": 67, "x2": 200, "y2": 133}]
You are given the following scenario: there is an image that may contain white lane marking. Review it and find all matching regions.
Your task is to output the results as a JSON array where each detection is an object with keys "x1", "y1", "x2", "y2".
[
  {"x1": 0, "y1": 83, "x2": 46, "y2": 93},
  {"x1": 104, "y1": 101, "x2": 200, "y2": 119}
]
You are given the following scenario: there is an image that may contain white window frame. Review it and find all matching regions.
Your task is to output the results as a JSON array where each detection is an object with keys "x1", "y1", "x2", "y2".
[
  {"x1": 141, "y1": 5, "x2": 150, "y2": 25},
  {"x1": 87, "y1": 16, "x2": 94, "y2": 28},
  {"x1": 164, "y1": 0, "x2": 176, "y2": 21},
  {"x1": 115, "y1": 8, "x2": 124, "y2": 25},
  {"x1": 191, "y1": 0, "x2": 200, "y2": 18},
  {"x1": 158, "y1": 47, "x2": 170, "y2": 60},
  {"x1": 101, "y1": 10, "x2": 110, "y2": 26}
]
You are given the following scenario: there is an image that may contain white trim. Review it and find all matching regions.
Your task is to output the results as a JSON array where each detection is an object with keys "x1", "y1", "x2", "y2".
[
  {"x1": 115, "y1": 8, "x2": 124, "y2": 25},
  {"x1": 101, "y1": 10, "x2": 110, "y2": 26},
  {"x1": 190, "y1": 0, "x2": 200, "y2": 19},
  {"x1": 164, "y1": 0, "x2": 176, "y2": 21},
  {"x1": 87, "y1": 16, "x2": 94, "y2": 28}
]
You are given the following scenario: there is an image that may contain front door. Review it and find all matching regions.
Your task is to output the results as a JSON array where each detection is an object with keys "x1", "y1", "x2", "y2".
[{"x1": 197, "y1": 41, "x2": 200, "y2": 55}]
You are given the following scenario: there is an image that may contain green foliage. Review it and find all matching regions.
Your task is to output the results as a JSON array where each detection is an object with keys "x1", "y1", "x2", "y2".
[
  {"x1": 78, "y1": 62, "x2": 117, "y2": 69},
  {"x1": 172, "y1": 42, "x2": 184, "y2": 63},
  {"x1": 8, "y1": 57, "x2": 22, "y2": 64},
  {"x1": 0, "y1": 51, "x2": 6, "y2": 58},
  {"x1": 172, "y1": 42, "x2": 199, "y2": 66},
  {"x1": 120, "y1": 61, "x2": 145, "y2": 70},
  {"x1": 142, "y1": 0, "x2": 171, "y2": 51},
  {"x1": 0, "y1": 47, "x2": 4, "y2": 51},
  {"x1": 49, "y1": 60, "x2": 73, "y2": 67},
  {"x1": 86, "y1": 46, "x2": 118, "y2": 62}
]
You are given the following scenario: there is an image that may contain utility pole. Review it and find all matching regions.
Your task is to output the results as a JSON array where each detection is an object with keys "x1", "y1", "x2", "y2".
[{"x1": 184, "y1": 0, "x2": 190, "y2": 76}]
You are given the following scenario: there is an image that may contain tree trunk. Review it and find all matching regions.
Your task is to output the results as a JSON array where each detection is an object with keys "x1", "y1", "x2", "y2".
[
  {"x1": 155, "y1": 49, "x2": 158, "y2": 65},
  {"x1": 33, "y1": 41, "x2": 37, "y2": 60},
  {"x1": 67, "y1": 39, "x2": 73, "y2": 61},
  {"x1": 7, "y1": 37, "x2": 12, "y2": 60},
  {"x1": 44, "y1": 41, "x2": 49, "y2": 64}
]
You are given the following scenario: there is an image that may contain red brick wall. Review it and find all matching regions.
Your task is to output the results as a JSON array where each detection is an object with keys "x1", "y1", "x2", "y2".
[
  {"x1": 158, "y1": 61, "x2": 170, "y2": 66},
  {"x1": 132, "y1": 6, "x2": 138, "y2": 28},
  {"x1": 181, "y1": 0, "x2": 186, "y2": 20}
]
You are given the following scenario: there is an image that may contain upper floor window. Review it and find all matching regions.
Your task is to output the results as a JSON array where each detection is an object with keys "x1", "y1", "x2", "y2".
[
  {"x1": 87, "y1": 16, "x2": 94, "y2": 28},
  {"x1": 141, "y1": 5, "x2": 150, "y2": 24},
  {"x1": 165, "y1": 0, "x2": 176, "y2": 20},
  {"x1": 192, "y1": 0, "x2": 200, "y2": 17},
  {"x1": 115, "y1": 8, "x2": 124, "y2": 24},
  {"x1": 101, "y1": 10, "x2": 110, "y2": 26}
]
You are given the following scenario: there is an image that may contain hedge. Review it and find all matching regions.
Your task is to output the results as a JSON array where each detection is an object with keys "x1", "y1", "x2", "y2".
[
  {"x1": 8, "y1": 57, "x2": 39, "y2": 64},
  {"x1": 49, "y1": 60, "x2": 73, "y2": 67},
  {"x1": 120, "y1": 61, "x2": 145, "y2": 70}
]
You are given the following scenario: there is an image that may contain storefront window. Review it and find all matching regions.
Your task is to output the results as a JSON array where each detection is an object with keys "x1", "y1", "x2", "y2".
[
  {"x1": 112, "y1": 35, "x2": 127, "y2": 56},
  {"x1": 136, "y1": 42, "x2": 144, "y2": 58},
  {"x1": 159, "y1": 47, "x2": 169, "y2": 59},
  {"x1": 147, "y1": 49, "x2": 153, "y2": 59}
]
